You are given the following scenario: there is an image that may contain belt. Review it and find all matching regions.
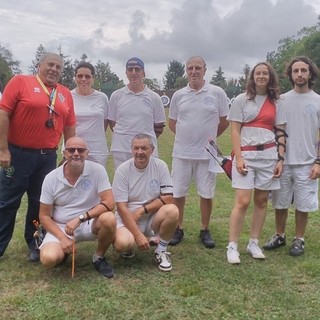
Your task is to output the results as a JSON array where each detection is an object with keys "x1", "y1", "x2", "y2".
[
  {"x1": 9, "y1": 144, "x2": 58, "y2": 154},
  {"x1": 241, "y1": 142, "x2": 276, "y2": 151}
]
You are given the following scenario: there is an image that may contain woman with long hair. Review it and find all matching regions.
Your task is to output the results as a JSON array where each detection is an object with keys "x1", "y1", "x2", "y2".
[{"x1": 226, "y1": 62, "x2": 286, "y2": 264}]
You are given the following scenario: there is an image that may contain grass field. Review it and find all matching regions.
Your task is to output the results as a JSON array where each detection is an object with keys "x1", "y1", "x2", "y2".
[{"x1": 1, "y1": 113, "x2": 320, "y2": 320}]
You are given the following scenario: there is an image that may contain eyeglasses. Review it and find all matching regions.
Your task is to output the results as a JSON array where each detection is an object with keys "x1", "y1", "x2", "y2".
[
  {"x1": 65, "y1": 148, "x2": 88, "y2": 154},
  {"x1": 127, "y1": 67, "x2": 142, "y2": 73},
  {"x1": 187, "y1": 66, "x2": 203, "y2": 71},
  {"x1": 76, "y1": 74, "x2": 93, "y2": 80}
]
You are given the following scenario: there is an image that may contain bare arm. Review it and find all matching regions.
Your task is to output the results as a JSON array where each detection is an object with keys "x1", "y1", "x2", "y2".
[
  {"x1": 0, "y1": 109, "x2": 11, "y2": 168},
  {"x1": 168, "y1": 118, "x2": 177, "y2": 134},
  {"x1": 117, "y1": 201, "x2": 149, "y2": 250},
  {"x1": 63, "y1": 125, "x2": 76, "y2": 144},
  {"x1": 217, "y1": 116, "x2": 229, "y2": 137},
  {"x1": 40, "y1": 202, "x2": 74, "y2": 253},
  {"x1": 108, "y1": 120, "x2": 116, "y2": 132},
  {"x1": 231, "y1": 120, "x2": 247, "y2": 174},
  {"x1": 273, "y1": 124, "x2": 286, "y2": 178},
  {"x1": 40, "y1": 203, "x2": 68, "y2": 241},
  {"x1": 104, "y1": 119, "x2": 108, "y2": 132},
  {"x1": 154, "y1": 122, "x2": 165, "y2": 138}
]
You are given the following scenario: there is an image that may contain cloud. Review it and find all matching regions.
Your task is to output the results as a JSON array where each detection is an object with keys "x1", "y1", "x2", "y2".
[{"x1": 0, "y1": 0, "x2": 318, "y2": 84}]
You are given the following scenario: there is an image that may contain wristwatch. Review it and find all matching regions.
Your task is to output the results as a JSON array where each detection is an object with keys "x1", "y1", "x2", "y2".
[{"x1": 78, "y1": 214, "x2": 86, "y2": 223}]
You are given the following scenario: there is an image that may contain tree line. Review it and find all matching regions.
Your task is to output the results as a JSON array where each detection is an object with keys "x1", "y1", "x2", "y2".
[{"x1": 1, "y1": 17, "x2": 319, "y2": 97}]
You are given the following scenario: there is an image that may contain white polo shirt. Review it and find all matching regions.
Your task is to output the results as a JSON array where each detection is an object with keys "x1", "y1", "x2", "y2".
[{"x1": 40, "y1": 160, "x2": 111, "y2": 224}]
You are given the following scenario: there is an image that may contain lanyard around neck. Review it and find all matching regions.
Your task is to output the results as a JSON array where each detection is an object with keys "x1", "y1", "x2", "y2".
[{"x1": 36, "y1": 74, "x2": 57, "y2": 111}]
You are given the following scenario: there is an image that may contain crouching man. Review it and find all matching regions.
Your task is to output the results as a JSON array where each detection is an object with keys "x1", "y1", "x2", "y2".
[
  {"x1": 39, "y1": 137, "x2": 116, "y2": 278},
  {"x1": 113, "y1": 134, "x2": 179, "y2": 272}
]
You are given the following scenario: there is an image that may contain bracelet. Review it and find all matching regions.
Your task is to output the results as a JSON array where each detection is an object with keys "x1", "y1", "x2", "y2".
[
  {"x1": 85, "y1": 211, "x2": 91, "y2": 221},
  {"x1": 100, "y1": 202, "x2": 111, "y2": 211},
  {"x1": 278, "y1": 155, "x2": 284, "y2": 162},
  {"x1": 159, "y1": 196, "x2": 166, "y2": 205},
  {"x1": 314, "y1": 158, "x2": 320, "y2": 164},
  {"x1": 143, "y1": 205, "x2": 148, "y2": 214}
]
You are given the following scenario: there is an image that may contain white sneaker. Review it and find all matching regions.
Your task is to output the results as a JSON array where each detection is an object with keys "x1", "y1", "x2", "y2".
[
  {"x1": 226, "y1": 243, "x2": 241, "y2": 264},
  {"x1": 247, "y1": 239, "x2": 265, "y2": 259},
  {"x1": 154, "y1": 251, "x2": 172, "y2": 272}
]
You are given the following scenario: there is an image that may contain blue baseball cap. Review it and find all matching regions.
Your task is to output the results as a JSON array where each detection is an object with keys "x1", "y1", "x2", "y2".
[{"x1": 126, "y1": 57, "x2": 144, "y2": 69}]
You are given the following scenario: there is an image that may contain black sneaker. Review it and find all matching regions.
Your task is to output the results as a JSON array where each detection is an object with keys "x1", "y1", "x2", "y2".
[
  {"x1": 200, "y1": 229, "x2": 215, "y2": 248},
  {"x1": 169, "y1": 227, "x2": 184, "y2": 246},
  {"x1": 120, "y1": 249, "x2": 135, "y2": 259},
  {"x1": 289, "y1": 238, "x2": 305, "y2": 256},
  {"x1": 28, "y1": 247, "x2": 40, "y2": 262},
  {"x1": 263, "y1": 234, "x2": 286, "y2": 250},
  {"x1": 93, "y1": 257, "x2": 115, "y2": 278}
]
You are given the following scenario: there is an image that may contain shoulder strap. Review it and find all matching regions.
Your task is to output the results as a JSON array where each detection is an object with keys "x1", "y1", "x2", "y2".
[{"x1": 242, "y1": 98, "x2": 276, "y2": 131}]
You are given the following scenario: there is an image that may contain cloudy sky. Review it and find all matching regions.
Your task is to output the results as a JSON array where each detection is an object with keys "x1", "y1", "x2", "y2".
[{"x1": 0, "y1": 0, "x2": 319, "y2": 87}]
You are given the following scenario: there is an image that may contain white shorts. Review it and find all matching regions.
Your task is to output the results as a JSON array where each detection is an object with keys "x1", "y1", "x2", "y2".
[
  {"x1": 41, "y1": 220, "x2": 97, "y2": 247},
  {"x1": 231, "y1": 158, "x2": 280, "y2": 190},
  {"x1": 111, "y1": 151, "x2": 132, "y2": 170},
  {"x1": 172, "y1": 158, "x2": 216, "y2": 199},
  {"x1": 272, "y1": 164, "x2": 319, "y2": 212},
  {"x1": 88, "y1": 154, "x2": 108, "y2": 168},
  {"x1": 115, "y1": 212, "x2": 156, "y2": 237}
]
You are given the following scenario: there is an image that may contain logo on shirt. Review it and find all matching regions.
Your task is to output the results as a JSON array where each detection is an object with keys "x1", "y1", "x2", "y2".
[
  {"x1": 34, "y1": 87, "x2": 41, "y2": 93},
  {"x1": 305, "y1": 104, "x2": 316, "y2": 114},
  {"x1": 203, "y1": 96, "x2": 214, "y2": 105},
  {"x1": 143, "y1": 98, "x2": 152, "y2": 108},
  {"x1": 58, "y1": 93, "x2": 66, "y2": 102},
  {"x1": 150, "y1": 179, "x2": 160, "y2": 191},
  {"x1": 81, "y1": 179, "x2": 92, "y2": 191}
]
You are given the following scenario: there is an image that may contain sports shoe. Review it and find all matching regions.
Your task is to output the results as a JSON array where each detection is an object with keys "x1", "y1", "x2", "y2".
[
  {"x1": 200, "y1": 229, "x2": 215, "y2": 248},
  {"x1": 263, "y1": 234, "x2": 286, "y2": 250},
  {"x1": 289, "y1": 238, "x2": 305, "y2": 256},
  {"x1": 120, "y1": 249, "x2": 135, "y2": 259},
  {"x1": 169, "y1": 227, "x2": 184, "y2": 246},
  {"x1": 154, "y1": 251, "x2": 172, "y2": 272},
  {"x1": 226, "y1": 243, "x2": 240, "y2": 264},
  {"x1": 93, "y1": 257, "x2": 115, "y2": 278},
  {"x1": 28, "y1": 247, "x2": 40, "y2": 262},
  {"x1": 247, "y1": 239, "x2": 265, "y2": 259}
]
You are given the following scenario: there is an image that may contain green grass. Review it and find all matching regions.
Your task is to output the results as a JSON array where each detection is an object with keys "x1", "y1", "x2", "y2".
[{"x1": 1, "y1": 112, "x2": 320, "y2": 320}]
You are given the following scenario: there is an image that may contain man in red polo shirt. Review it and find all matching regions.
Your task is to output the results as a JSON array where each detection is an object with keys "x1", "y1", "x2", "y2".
[{"x1": 0, "y1": 53, "x2": 76, "y2": 262}]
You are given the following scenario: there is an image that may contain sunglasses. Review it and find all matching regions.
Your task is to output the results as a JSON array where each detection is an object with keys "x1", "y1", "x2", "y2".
[
  {"x1": 126, "y1": 67, "x2": 142, "y2": 73},
  {"x1": 65, "y1": 148, "x2": 87, "y2": 154},
  {"x1": 76, "y1": 74, "x2": 93, "y2": 80}
]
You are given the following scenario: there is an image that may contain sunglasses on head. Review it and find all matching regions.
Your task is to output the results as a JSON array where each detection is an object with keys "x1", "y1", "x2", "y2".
[{"x1": 65, "y1": 148, "x2": 87, "y2": 154}]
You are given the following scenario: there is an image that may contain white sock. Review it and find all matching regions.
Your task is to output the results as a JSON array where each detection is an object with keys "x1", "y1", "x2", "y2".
[
  {"x1": 155, "y1": 238, "x2": 169, "y2": 253},
  {"x1": 92, "y1": 254, "x2": 103, "y2": 263}
]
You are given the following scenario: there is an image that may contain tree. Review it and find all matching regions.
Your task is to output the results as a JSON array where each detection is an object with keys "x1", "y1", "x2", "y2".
[
  {"x1": 57, "y1": 46, "x2": 75, "y2": 89},
  {"x1": 0, "y1": 57, "x2": 12, "y2": 91},
  {"x1": 210, "y1": 66, "x2": 227, "y2": 89},
  {"x1": 0, "y1": 45, "x2": 21, "y2": 88},
  {"x1": 144, "y1": 78, "x2": 160, "y2": 91},
  {"x1": 225, "y1": 78, "x2": 242, "y2": 99},
  {"x1": 95, "y1": 60, "x2": 124, "y2": 97},
  {"x1": 237, "y1": 64, "x2": 250, "y2": 91},
  {"x1": 174, "y1": 76, "x2": 188, "y2": 89},
  {"x1": 73, "y1": 53, "x2": 90, "y2": 70},
  {"x1": 163, "y1": 60, "x2": 185, "y2": 90},
  {"x1": 28, "y1": 44, "x2": 46, "y2": 74}
]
